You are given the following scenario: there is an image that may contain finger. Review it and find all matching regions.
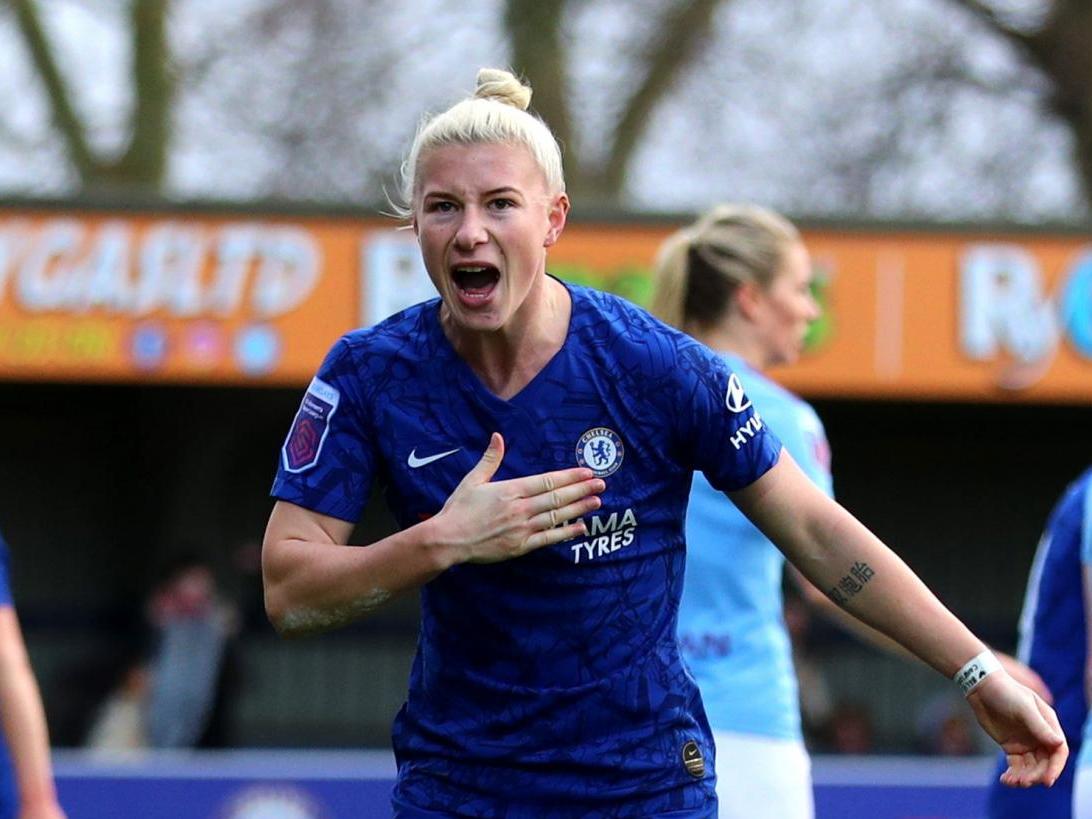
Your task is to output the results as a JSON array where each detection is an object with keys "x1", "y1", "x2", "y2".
[
  {"x1": 997, "y1": 688, "x2": 1065, "y2": 777},
  {"x1": 1013, "y1": 694, "x2": 1065, "y2": 755},
  {"x1": 525, "y1": 478, "x2": 606, "y2": 516},
  {"x1": 524, "y1": 520, "x2": 588, "y2": 551},
  {"x1": 1036, "y1": 697, "x2": 1069, "y2": 786},
  {"x1": 459, "y1": 433, "x2": 505, "y2": 487},
  {"x1": 1036, "y1": 694, "x2": 1064, "y2": 742},
  {"x1": 530, "y1": 494, "x2": 602, "y2": 531},
  {"x1": 505, "y1": 466, "x2": 597, "y2": 498},
  {"x1": 1022, "y1": 750, "x2": 1046, "y2": 786},
  {"x1": 1042, "y1": 742, "x2": 1068, "y2": 787},
  {"x1": 1002, "y1": 752, "x2": 1040, "y2": 788}
]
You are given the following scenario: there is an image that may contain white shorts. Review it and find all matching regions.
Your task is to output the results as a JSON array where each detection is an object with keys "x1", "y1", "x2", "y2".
[
  {"x1": 1075, "y1": 763, "x2": 1092, "y2": 818},
  {"x1": 712, "y1": 730, "x2": 814, "y2": 819}
]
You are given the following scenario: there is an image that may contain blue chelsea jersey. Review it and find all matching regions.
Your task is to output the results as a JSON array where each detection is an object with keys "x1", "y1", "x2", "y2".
[
  {"x1": 272, "y1": 282, "x2": 782, "y2": 817},
  {"x1": 986, "y1": 467, "x2": 1092, "y2": 819}
]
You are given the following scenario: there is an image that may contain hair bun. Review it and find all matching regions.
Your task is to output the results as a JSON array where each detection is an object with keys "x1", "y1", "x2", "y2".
[{"x1": 474, "y1": 68, "x2": 532, "y2": 111}]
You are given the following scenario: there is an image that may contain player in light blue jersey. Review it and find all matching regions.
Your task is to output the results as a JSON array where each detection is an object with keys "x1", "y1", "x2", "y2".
[
  {"x1": 651, "y1": 205, "x2": 831, "y2": 818},
  {"x1": 0, "y1": 532, "x2": 65, "y2": 819},
  {"x1": 654, "y1": 206, "x2": 1050, "y2": 819},
  {"x1": 987, "y1": 467, "x2": 1092, "y2": 819},
  {"x1": 263, "y1": 68, "x2": 1067, "y2": 817}
]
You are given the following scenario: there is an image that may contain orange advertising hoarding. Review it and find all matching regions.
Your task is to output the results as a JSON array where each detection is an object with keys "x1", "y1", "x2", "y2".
[{"x1": 1, "y1": 206, "x2": 1090, "y2": 403}]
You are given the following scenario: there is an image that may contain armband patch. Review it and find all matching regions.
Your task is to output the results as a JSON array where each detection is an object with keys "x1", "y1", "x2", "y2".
[{"x1": 282, "y1": 376, "x2": 340, "y2": 473}]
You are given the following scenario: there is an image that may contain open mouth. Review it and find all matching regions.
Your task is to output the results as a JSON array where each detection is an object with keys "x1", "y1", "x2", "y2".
[{"x1": 452, "y1": 265, "x2": 500, "y2": 303}]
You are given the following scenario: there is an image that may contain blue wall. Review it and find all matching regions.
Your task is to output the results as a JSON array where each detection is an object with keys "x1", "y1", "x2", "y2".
[{"x1": 52, "y1": 752, "x2": 1000, "y2": 819}]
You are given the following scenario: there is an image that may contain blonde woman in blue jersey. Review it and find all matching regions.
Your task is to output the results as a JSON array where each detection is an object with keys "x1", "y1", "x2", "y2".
[{"x1": 263, "y1": 69, "x2": 1066, "y2": 817}]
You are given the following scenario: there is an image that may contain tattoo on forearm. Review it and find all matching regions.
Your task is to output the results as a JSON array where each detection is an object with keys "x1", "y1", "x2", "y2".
[{"x1": 826, "y1": 561, "x2": 875, "y2": 607}]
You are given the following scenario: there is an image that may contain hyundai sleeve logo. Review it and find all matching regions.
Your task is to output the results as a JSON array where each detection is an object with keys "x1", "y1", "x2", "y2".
[{"x1": 725, "y1": 373, "x2": 752, "y2": 413}]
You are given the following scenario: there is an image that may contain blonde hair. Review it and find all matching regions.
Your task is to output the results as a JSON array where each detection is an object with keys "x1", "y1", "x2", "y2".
[
  {"x1": 650, "y1": 204, "x2": 800, "y2": 331},
  {"x1": 393, "y1": 68, "x2": 565, "y2": 217}
]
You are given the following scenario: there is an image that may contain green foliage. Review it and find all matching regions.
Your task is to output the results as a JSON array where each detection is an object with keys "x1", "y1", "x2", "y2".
[
  {"x1": 552, "y1": 263, "x2": 655, "y2": 306},
  {"x1": 804, "y1": 262, "x2": 833, "y2": 352}
]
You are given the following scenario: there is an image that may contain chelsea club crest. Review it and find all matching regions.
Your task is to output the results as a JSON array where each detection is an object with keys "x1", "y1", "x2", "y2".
[{"x1": 575, "y1": 427, "x2": 625, "y2": 477}]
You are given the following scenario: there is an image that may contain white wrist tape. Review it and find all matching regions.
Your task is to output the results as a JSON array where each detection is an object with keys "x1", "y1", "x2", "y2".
[{"x1": 953, "y1": 650, "x2": 1002, "y2": 697}]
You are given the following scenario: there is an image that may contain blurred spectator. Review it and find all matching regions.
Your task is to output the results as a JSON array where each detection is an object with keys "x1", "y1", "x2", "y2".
[
  {"x1": 825, "y1": 701, "x2": 874, "y2": 755},
  {"x1": 49, "y1": 635, "x2": 145, "y2": 750},
  {"x1": 145, "y1": 555, "x2": 239, "y2": 748},
  {"x1": 84, "y1": 660, "x2": 150, "y2": 752}
]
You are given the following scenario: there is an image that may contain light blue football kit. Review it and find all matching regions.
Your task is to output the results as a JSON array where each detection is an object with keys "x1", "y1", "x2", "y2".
[
  {"x1": 0, "y1": 535, "x2": 20, "y2": 818},
  {"x1": 272, "y1": 282, "x2": 782, "y2": 817},
  {"x1": 676, "y1": 354, "x2": 832, "y2": 743},
  {"x1": 987, "y1": 467, "x2": 1092, "y2": 819}
]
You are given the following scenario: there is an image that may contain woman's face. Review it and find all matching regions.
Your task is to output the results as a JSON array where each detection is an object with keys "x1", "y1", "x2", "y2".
[
  {"x1": 413, "y1": 141, "x2": 568, "y2": 334},
  {"x1": 756, "y1": 241, "x2": 821, "y2": 368}
]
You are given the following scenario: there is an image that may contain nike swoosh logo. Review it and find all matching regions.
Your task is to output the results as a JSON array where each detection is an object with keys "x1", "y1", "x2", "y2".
[{"x1": 407, "y1": 447, "x2": 461, "y2": 468}]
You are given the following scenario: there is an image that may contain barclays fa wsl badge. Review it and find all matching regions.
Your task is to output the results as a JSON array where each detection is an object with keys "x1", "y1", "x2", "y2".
[
  {"x1": 575, "y1": 427, "x2": 624, "y2": 477},
  {"x1": 681, "y1": 739, "x2": 705, "y2": 778}
]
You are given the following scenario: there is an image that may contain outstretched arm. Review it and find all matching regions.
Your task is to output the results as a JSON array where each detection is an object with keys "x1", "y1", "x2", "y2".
[
  {"x1": 731, "y1": 451, "x2": 1067, "y2": 788},
  {"x1": 791, "y1": 569, "x2": 1052, "y2": 701},
  {"x1": 263, "y1": 433, "x2": 602, "y2": 636},
  {"x1": 0, "y1": 607, "x2": 65, "y2": 819}
]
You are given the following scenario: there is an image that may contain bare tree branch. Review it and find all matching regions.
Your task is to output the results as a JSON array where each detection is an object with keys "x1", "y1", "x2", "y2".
[
  {"x1": 504, "y1": 0, "x2": 573, "y2": 175},
  {"x1": 599, "y1": 0, "x2": 724, "y2": 199},
  {"x1": 10, "y1": 0, "x2": 96, "y2": 177},
  {"x1": 942, "y1": 0, "x2": 1045, "y2": 63},
  {"x1": 505, "y1": 0, "x2": 729, "y2": 202},
  {"x1": 115, "y1": 0, "x2": 172, "y2": 188},
  {"x1": 942, "y1": 1, "x2": 1092, "y2": 205}
]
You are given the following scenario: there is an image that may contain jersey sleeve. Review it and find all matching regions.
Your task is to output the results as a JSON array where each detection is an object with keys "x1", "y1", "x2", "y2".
[
  {"x1": 1081, "y1": 475, "x2": 1092, "y2": 567},
  {"x1": 673, "y1": 343, "x2": 782, "y2": 492},
  {"x1": 270, "y1": 337, "x2": 378, "y2": 522}
]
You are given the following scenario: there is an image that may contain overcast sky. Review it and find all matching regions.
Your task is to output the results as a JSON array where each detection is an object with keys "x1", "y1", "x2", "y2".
[{"x1": 0, "y1": 0, "x2": 1083, "y2": 224}]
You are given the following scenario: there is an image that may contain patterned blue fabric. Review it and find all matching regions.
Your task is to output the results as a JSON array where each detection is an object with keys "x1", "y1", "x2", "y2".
[
  {"x1": 677, "y1": 354, "x2": 832, "y2": 741},
  {"x1": 272, "y1": 282, "x2": 782, "y2": 815},
  {"x1": 986, "y1": 467, "x2": 1092, "y2": 819}
]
